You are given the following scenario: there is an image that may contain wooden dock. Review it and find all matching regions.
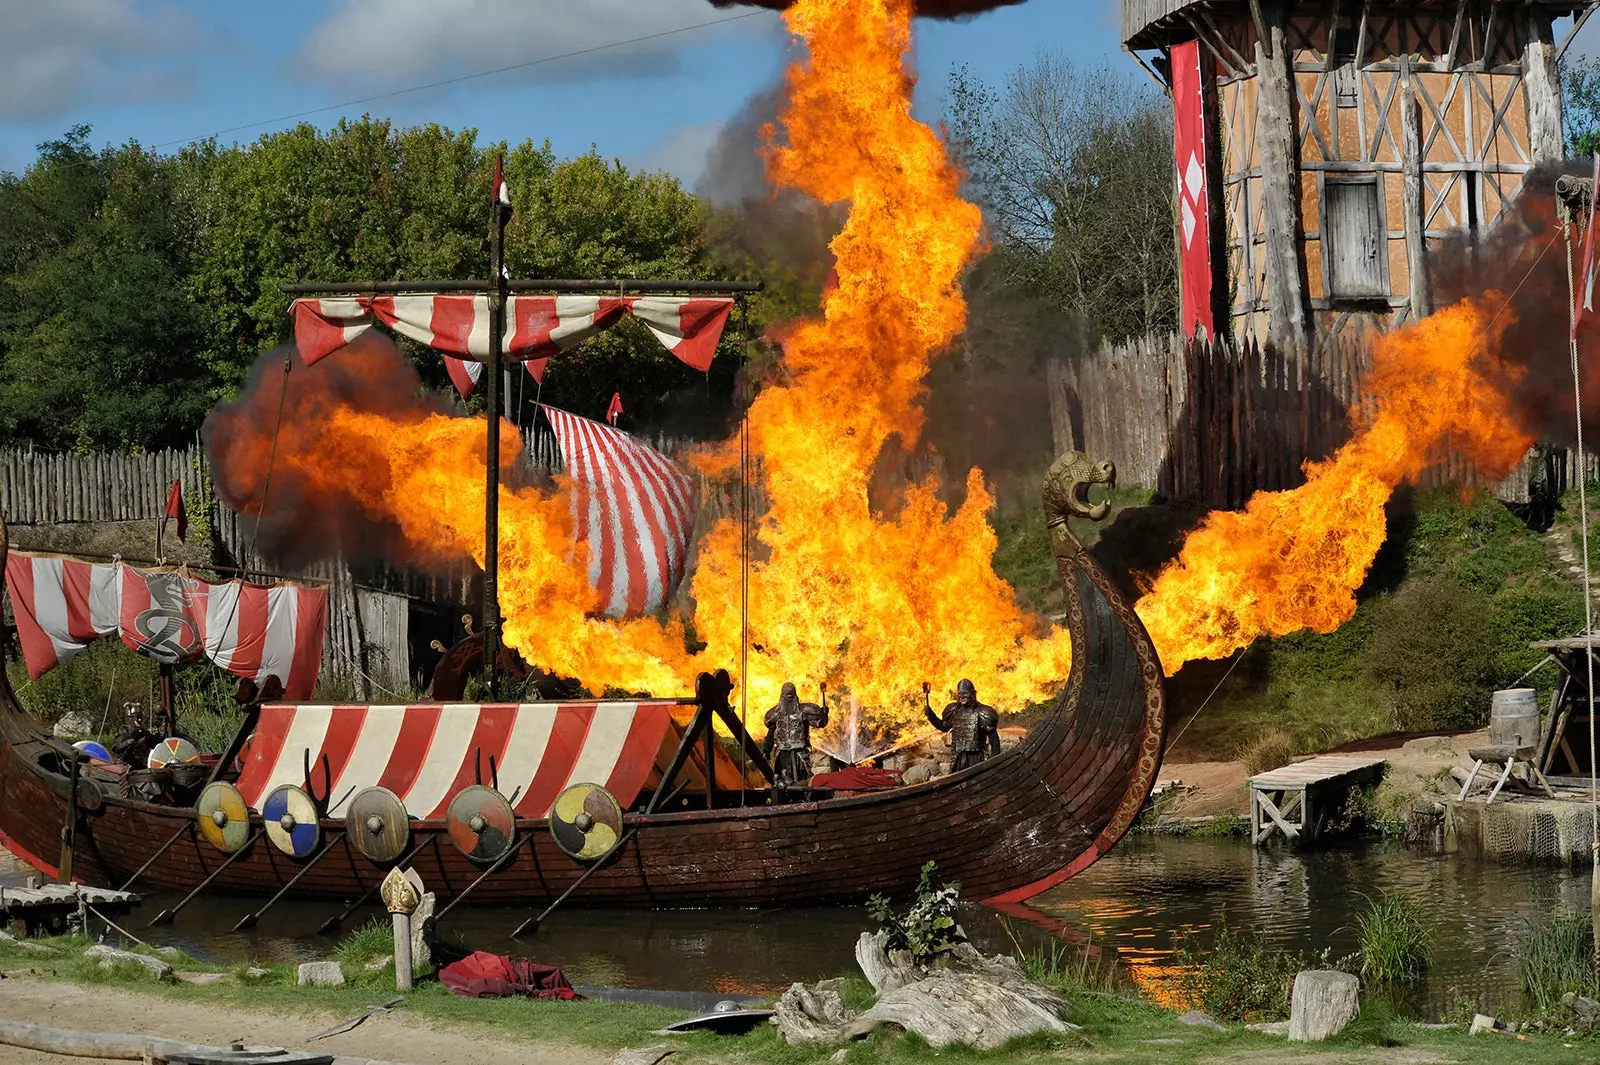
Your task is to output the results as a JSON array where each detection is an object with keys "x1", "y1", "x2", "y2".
[
  {"x1": 1249, "y1": 755, "x2": 1388, "y2": 845},
  {"x1": 0, "y1": 880, "x2": 140, "y2": 936}
]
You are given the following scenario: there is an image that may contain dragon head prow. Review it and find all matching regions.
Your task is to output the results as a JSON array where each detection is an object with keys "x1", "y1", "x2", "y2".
[{"x1": 1042, "y1": 450, "x2": 1115, "y2": 558}]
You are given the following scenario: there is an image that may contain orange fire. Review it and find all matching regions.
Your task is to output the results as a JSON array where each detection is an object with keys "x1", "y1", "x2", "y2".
[{"x1": 1134, "y1": 300, "x2": 1533, "y2": 673}]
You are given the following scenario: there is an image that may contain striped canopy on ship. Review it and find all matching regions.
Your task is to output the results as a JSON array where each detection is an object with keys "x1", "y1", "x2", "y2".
[
  {"x1": 543, "y1": 406, "x2": 695, "y2": 619},
  {"x1": 289, "y1": 294, "x2": 735, "y2": 399},
  {"x1": 4, "y1": 551, "x2": 327, "y2": 699},
  {"x1": 235, "y1": 701, "x2": 678, "y2": 818}
]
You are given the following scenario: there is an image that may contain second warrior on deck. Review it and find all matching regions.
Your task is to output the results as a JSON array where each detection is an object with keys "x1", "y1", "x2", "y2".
[
  {"x1": 926, "y1": 679, "x2": 1000, "y2": 771},
  {"x1": 762, "y1": 682, "x2": 828, "y2": 791}
]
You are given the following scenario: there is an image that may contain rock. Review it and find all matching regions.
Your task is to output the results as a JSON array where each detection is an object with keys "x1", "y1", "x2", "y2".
[
  {"x1": 52, "y1": 711, "x2": 93, "y2": 740},
  {"x1": 773, "y1": 979, "x2": 856, "y2": 1046},
  {"x1": 174, "y1": 971, "x2": 226, "y2": 985},
  {"x1": 365, "y1": 956, "x2": 394, "y2": 972},
  {"x1": 0, "y1": 931, "x2": 58, "y2": 955},
  {"x1": 830, "y1": 1051, "x2": 848, "y2": 1064},
  {"x1": 1246, "y1": 1021, "x2": 1290, "y2": 1036},
  {"x1": 410, "y1": 892, "x2": 436, "y2": 972},
  {"x1": 612, "y1": 1046, "x2": 675, "y2": 1065},
  {"x1": 1288, "y1": 970, "x2": 1359, "y2": 1042},
  {"x1": 85, "y1": 945, "x2": 172, "y2": 979},
  {"x1": 1469, "y1": 1013, "x2": 1498, "y2": 1036},
  {"x1": 1564, "y1": 992, "x2": 1600, "y2": 1030},
  {"x1": 296, "y1": 961, "x2": 345, "y2": 987},
  {"x1": 242, "y1": 967, "x2": 271, "y2": 981},
  {"x1": 1178, "y1": 1010, "x2": 1227, "y2": 1031},
  {"x1": 900, "y1": 763, "x2": 935, "y2": 786},
  {"x1": 1402, "y1": 736, "x2": 1455, "y2": 757},
  {"x1": 154, "y1": 947, "x2": 181, "y2": 958}
]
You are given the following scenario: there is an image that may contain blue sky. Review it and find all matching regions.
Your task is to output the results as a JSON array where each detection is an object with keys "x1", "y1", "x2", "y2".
[{"x1": 0, "y1": 0, "x2": 1124, "y2": 185}]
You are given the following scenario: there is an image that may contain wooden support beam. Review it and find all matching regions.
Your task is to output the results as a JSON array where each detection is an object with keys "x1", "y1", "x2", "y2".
[
  {"x1": 1122, "y1": 44, "x2": 1170, "y2": 92},
  {"x1": 1524, "y1": 8, "x2": 1566, "y2": 163},
  {"x1": 1248, "y1": 0, "x2": 1270, "y2": 56},
  {"x1": 1400, "y1": 61, "x2": 1431, "y2": 322},
  {"x1": 1253, "y1": 15, "x2": 1311, "y2": 352},
  {"x1": 1445, "y1": 0, "x2": 1468, "y2": 69},
  {"x1": 1558, "y1": 2, "x2": 1600, "y2": 64},
  {"x1": 1182, "y1": 13, "x2": 1241, "y2": 79},
  {"x1": 1324, "y1": 0, "x2": 1343, "y2": 74},
  {"x1": 1198, "y1": 10, "x2": 1252, "y2": 73}
]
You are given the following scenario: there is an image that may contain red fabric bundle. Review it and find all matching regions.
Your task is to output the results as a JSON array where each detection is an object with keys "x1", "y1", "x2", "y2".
[
  {"x1": 439, "y1": 951, "x2": 578, "y2": 1000},
  {"x1": 809, "y1": 766, "x2": 901, "y2": 791}
]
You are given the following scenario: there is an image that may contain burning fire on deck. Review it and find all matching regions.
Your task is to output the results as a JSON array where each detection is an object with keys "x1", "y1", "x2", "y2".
[{"x1": 207, "y1": 0, "x2": 1588, "y2": 734}]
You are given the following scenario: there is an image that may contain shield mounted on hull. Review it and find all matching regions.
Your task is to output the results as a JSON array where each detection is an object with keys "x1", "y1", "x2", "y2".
[
  {"x1": 447, "y1": 785, "x2": 516, "y2": 863},
  {"x1": 346, "y1": 786, "x2": 410, "y2": 863},
  {"x1": 196, "y1": 781, "x2": 251, "y2": 854},
  {"x1": 262, "y1": 783, "x2": 321, "y2": 858},
  {"x1": 550, "y1": 783, "x2": 623, "y2": 861}
]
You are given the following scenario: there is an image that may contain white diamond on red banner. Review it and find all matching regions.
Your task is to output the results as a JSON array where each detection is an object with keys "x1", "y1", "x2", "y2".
[
  {"x1": 1184, "y1": 152, "x2": 1205, "y2": 203},
  {"x1": 1181, "y1": 199, "x2": 1197, "y2": 247}
]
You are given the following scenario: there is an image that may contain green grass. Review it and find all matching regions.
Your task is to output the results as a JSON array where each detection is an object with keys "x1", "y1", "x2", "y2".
[
  {"x1": 1518, "y1": 913, "x2": 1600, "y2": 1017},
  {"x1": 4, "y1": 933, "x2": 1600, "y2": 1063},
  {"x1": 1175, "y1": 917, "x2": 1302, "y2": 1023},
  {"x1": 1354, "y1": 892, "x2": 1431, "y2": 984}
]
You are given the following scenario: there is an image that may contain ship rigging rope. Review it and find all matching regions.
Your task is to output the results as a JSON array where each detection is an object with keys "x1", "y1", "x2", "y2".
[{"x1": 1561, "y1": 212, "x2": 1600, "y2": 910}]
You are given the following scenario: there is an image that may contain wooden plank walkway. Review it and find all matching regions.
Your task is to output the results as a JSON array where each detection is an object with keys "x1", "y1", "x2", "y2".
[
  {"x1": 1249, "y1": 754, "x2": 1387, "y2": 845},
  {"x1": 0, "y1": 881, "x2": 140, "y2": 936}
]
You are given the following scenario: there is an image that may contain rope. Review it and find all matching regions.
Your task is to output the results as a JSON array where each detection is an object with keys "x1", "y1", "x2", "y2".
[
  {"x1": 1560, "y1": 213, "x2": 1600, "y2": 932},
  {"x1": 1168, "y1": 638, "x2": 1256, "y2": 749}
]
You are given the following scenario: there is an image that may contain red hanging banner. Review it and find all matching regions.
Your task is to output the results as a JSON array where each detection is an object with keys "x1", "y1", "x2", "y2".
[{"x1": 1172, "y1": 39, "x2": 1214, "y2": 340}]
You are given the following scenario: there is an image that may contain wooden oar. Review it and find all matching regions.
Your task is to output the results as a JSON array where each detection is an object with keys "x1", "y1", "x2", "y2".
[
  {"x1": 511, "y1": 827, "x2": 637, "y2": 939},
  {"x1": 56, "y1": 754, "x2": 80, "y2": 884},
  {"x1": 432, "y1": 834, "x2": 532, "y2": 923},
  {"x1": 312, "y1": 835, "x2": 434, "y2": 936},
  {"x1": 116, "y1": 820, "x2": 194, "y2": 892},
  {"x1": 232, "y1": 831, "x2": 346, "y2": 932},
  {"x1": 148, "y1": 829, "x2": 261, "y2": 927}
]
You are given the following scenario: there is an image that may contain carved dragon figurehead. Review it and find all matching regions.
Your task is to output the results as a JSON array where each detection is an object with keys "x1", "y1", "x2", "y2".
[{"x1": 1042, "y1": 450, "x2": 1116, "y2": 559}]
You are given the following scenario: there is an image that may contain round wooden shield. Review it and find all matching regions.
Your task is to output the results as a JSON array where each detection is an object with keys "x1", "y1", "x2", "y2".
[
  {"x1": 147, "y1": 737, "x2": 201, "y2": 770},
  {"x1": 549, "y1": 783, "x2": 623, "y2": 861},
  {"x1": 346, "y1": 786, "x2": 410, "y2": 863},
  {"x1": 196, "y1": 781, "x2": 251, "y2": 853},
  {"x1": 72, "y1": 740, "x2": 111, "y2": 762},
  {"x1": 262, "y1": 784, "x2": 321, "y2": 858},
  {"x1": 446, "y1": 785, "x2": 516, "y2": 862}
]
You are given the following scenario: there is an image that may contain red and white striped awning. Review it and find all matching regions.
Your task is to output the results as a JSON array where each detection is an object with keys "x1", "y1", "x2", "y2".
[
  {"x1": 290, "y1": 295, "x2": 736, "y2": 398},
  {"x1": 235, "y1": 700, "x2": 676, "y2": 819},
  {"x1": 4, "y1": 552, "x2": 326, "y2": 699},
  {"x1": 544, "y1": 406, "x2": 694, "y2": 618}
]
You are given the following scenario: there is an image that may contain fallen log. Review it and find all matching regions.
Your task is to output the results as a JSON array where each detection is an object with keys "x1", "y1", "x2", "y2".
[{"x1": 0, "y1": 1017, "x2": 338, "y2": 1064}]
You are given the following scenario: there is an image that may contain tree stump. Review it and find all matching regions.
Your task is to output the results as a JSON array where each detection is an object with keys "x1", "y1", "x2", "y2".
[
  {"x1": 773, "y1": 979, "x2": 855, "y2": 1046},
  {"x1": 1288, "y1": 970, "x2": 1359, "y2": 1042}
]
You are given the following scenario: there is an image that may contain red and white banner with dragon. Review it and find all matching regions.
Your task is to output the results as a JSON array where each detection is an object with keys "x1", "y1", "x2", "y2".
[
  {"x1": 5, "y1": 552, "x2": 327, "y2": 699},
  {"x1": 290, "y1": 294, "x2": 735, "y2": 398}
]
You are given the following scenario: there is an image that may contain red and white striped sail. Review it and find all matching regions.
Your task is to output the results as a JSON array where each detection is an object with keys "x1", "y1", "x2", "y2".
[
  {"x1": 543, "y1": 406, "x2": 695, "y2": 618},
  {"x1": 235, "y1": 700, "x2": 675, "y2": 818},
  {"x1": 4, "y1": 552, "x2": 327, "y2": 699},
  {"x1": 291, "y1": 295, "x2": 735, "y2": 398}
]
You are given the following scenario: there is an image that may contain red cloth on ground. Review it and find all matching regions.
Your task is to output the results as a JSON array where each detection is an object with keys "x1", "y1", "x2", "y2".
[
  {"x1": 809, "y1": 766, "x2": 901, "y2": 791},
  {"x1": 439, "y1": 951, "x2": 578, "y2": 1000}
]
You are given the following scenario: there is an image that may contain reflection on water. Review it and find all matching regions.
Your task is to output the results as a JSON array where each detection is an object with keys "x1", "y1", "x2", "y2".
[
  {"x1": 3, "y1": 838, "x2": 1583, "y2": 1007},
  {"x1": 1029, "y1": 836, "x2": 1595, "y2": 1013}
]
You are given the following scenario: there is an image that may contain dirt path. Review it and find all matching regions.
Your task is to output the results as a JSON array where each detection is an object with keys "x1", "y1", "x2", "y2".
[{"x1": 0, "y1": 978, "x2": 606, "y2": 1065}]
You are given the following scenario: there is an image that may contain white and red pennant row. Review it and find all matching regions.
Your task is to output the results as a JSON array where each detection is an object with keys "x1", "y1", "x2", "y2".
[
  {"x1": 4, "y1": 551, "x2": 327, "y2": 699},
  {"x1": 235, "y1": 701, "x2": 678, "y2": 819},
  {"x1": 289, "y1": 294, "x2": 736, "y2": 399}
]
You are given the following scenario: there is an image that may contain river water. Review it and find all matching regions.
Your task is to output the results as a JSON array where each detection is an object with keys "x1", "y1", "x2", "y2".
[{"x1": 4, "y1": 838, "x2": 1586, "y2": 1011}]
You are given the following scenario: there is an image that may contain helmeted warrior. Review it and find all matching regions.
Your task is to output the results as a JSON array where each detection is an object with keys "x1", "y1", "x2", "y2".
[
  {"x1": 926, "y1": 679, "x2": 1000, "y2": 771},
  {"x1": 761, "y1": 682, "x2": 828, "y2": 790}
]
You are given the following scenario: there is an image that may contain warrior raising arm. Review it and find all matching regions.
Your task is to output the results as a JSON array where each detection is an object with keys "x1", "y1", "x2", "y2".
[
  {"x1": 928, "y1": 679, "x2": 1000, "y2": 771},
  {"x1": 762, "y1": 682, "x2": 828, "y2": 791}
]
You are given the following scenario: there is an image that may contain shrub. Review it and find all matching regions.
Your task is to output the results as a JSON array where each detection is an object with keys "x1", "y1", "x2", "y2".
[
  {"x1": 1235, "y1": 727, "x2": 1297, "y2": 775},
  {"x1": 866, "y1": 861, "x2": 965, "y2": 968},
  {"x1": 1354, "y1": 892, "x2": 1430, "y2": 984},
  {"x1": 1364, "y1": 576, "x2": 1496, "y2": 732},
  {"x1": 1518, "y1": 913, "x2": 1599, "y2": 1016},
  {"x1": 1176, "y1": 916, "x2": 1301, "y2": 1022}
]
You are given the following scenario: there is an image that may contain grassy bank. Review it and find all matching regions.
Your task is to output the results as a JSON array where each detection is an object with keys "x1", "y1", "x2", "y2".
[
  {"x1": 991, "y1": 483, "x2": 1587, "y2": 763},
  {"x1": 2, "y1": 913, "x2": 1597, "y2": 1065}
]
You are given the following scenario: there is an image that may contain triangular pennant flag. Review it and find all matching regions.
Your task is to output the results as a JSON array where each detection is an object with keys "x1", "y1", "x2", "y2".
[
  {"x1": 1578, "y1": 154, "x2": 1600, "y2": 340},
  {"x1": 164, "y1": 480, "x2": 187, "y2": 542},
  {"x1": 606, "y1": 392, "x2": 623, "y2": 426},
  {"x1": 492, "y1": 154, "x2": 512, "y2": 209}
]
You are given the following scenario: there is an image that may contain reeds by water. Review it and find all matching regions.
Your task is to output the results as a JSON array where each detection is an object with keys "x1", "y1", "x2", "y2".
[
  {"x1": 1354, "y1": 892, "x2": 1431, "y2": 984},
  {"x1": 1517, "y1": 913, "x2": 1599, "y2": 1015}
]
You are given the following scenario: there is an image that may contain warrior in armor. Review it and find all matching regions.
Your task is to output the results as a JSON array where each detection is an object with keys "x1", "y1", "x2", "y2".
[
  {"x1": 761, "y1": 682, "x2": 828, "y2": 792},
  {"x1": 925, "y1": 679, "x2": 1000, "y2": 772},
  {"x1": 111, "y1": 703, "x2": 160, "y2": 768}
]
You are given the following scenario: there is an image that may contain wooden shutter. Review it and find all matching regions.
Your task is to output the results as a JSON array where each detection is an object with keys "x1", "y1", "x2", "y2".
[{"x1": 1325, "y1": 179, "x2": 1387, "y2": 299}]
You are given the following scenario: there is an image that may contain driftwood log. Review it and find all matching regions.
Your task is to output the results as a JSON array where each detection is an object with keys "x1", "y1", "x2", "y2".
[
  {"x1": 773, "y1": 932, "x2": 1076, "y2": 1051},
  {"x1": 0, "y1": 1018, "x2": 346, "y2": 1063}
]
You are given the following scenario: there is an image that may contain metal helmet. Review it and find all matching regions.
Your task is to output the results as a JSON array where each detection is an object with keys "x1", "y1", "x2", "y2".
[{"x1": 957, "y1": 679, "x2": 976, "y2": 700}]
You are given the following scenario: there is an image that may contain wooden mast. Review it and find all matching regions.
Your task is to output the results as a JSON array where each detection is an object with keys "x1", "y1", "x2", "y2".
[{"x1": 483, "y1": 157, "x2": 511, "y2": 699}]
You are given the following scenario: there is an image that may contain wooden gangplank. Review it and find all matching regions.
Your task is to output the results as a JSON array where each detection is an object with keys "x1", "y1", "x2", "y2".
[
  {"x1": 0, "y1": 880, "x2": 140, "y2": 936},
  {"x1": 1248, "y1": 754, "x2": 1387, "y2": 845}
]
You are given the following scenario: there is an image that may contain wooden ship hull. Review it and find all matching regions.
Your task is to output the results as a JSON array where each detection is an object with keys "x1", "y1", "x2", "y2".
[{"x1": 0, "y1": 494, "x2": 1165, "y2": 910}]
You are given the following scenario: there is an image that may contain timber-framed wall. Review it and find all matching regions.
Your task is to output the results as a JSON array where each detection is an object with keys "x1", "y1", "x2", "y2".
[{"x1": 1126, "y1": 1, "x2": 1586, "y2": 344}]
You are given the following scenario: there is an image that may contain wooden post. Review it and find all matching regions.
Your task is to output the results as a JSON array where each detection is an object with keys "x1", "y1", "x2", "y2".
[
  {"x1": 482, "y1": 160, "x2": 511, "y2": 700},
  {"x1": 1253, "y1": 13, "x2": 1309, "y2": 354},
  {"x1": 380, "y1": 867, "x2": 420, "y2": 994},
  {"x1": 1399, "y1": 61, "x2": 1431, "y2": 322},
  {"x1": 1523, "y1": 10, "x2": 1564, "y2": 165}
]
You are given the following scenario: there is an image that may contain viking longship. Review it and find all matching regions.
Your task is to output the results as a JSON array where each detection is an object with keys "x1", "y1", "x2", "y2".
[
  {"x1": 0, "y1": 162, "x2": 1163, "y2": 914},
  {"x1": 0, "y1": 446, "x2": 1163, "y2": 910}
]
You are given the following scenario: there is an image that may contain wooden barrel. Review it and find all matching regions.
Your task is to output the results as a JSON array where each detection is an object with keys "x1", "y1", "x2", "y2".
[{"x1": 1490, "y1": 688, "x2": 1540, "y2": 748}]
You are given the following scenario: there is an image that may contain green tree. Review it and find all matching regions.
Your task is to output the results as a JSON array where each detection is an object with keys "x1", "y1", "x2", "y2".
[
  {"x1": 1563, "y1": 53, "x2": 1600, "y2": 158},
  {"x1": 0, "y1": 128, "x2": 212, "y2": 451}
]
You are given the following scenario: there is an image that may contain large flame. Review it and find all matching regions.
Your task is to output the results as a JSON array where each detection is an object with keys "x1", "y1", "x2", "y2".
[{"x1": 1135, "y1": 300, "x2": 1533, "y2": 672}]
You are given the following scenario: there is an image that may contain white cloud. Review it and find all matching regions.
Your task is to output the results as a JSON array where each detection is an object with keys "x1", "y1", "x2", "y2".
[
  {"x1": 638, "y1": 120, "x2": 724, "y2": 189},
  {"x1": 0, "y1": 0, "x2": 198, "y2": 121},
  {"x1": 296, "y1": 0, "x2": 775, "y2": 90}
]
